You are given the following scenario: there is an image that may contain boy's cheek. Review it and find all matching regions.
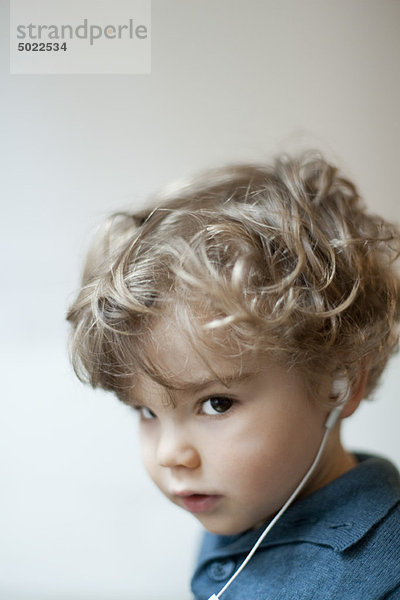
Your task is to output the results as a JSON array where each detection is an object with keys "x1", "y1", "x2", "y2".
[
  {"x1": 139, "y1": 440, "x2": 158, "y2": 478},
  {"x1": 141, "y1": 456, "x2": 165, "y2": 494},
  {"x1": 139, "y1": 442, "x2": 168, "y2": 495}
]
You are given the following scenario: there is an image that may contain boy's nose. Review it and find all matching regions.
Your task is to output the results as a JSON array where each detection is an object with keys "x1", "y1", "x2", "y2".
[{"x1": 157, "y1": 429, "x2": 200, "y2": 470}]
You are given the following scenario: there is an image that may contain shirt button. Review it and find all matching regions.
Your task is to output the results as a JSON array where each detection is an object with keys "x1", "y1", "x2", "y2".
[{"x1": 207, "y1": 559, "x2": 236, "y2": 581}]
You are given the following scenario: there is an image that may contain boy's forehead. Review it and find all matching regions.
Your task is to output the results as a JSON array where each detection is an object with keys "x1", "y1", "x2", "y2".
[
  {"x1": 130, "y1": 310, "x2": 264, "y2": 399},
  {"x1": 143, "y1": 312, "x2": 246, "y2": 385}
]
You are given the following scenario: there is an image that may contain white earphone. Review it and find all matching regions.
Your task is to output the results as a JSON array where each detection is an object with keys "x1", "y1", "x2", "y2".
[
  {"x1": 207, "y1": 375, "x2": 350, "y2": 600},
  {"x1": 325, "y1": 375, "x2": 350, "y2": 430}
]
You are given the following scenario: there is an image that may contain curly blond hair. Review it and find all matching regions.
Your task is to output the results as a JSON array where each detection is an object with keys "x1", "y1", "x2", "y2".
[{"x1": 67, "y1": 152, "x2": 400, "y2": 402}]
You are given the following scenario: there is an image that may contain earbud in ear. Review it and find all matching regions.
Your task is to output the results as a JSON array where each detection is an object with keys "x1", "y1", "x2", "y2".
[
  {"x1": 330, "y1": 376, "x2": 349, "y2": 400},
  {"x1": 325, "y1": 375, "x2": 350, "y2": 430}
]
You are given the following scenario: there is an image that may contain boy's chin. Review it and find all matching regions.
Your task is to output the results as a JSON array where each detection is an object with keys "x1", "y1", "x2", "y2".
[{"x1": 193, "y1": 513, "x2": 261, "y2": 537}]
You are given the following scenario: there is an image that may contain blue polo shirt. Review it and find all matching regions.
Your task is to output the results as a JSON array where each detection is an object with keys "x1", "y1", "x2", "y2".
[{"x1": 191, "y1": 454, "x2": 400, "y2": 599}]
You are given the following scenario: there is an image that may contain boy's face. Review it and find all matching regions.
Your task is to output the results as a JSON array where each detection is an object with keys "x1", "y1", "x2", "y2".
[{"x1": 130, "y1": 318, "x2": 342, "y2": 536}]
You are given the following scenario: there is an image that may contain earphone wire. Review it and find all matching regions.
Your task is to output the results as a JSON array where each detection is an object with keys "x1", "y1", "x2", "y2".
[{"x1": 210, "y1": 423, "x2": 333, "y2": 599}]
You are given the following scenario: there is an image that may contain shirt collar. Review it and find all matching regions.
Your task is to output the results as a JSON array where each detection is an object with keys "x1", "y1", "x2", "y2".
[{"x1": 197, "y1": 453, "x2": 400, "y2": 562}]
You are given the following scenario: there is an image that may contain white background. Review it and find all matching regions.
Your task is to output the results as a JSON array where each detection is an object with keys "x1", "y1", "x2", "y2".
[{"x1": 1, "y1": 1, "x2": 400, "y2": 599}]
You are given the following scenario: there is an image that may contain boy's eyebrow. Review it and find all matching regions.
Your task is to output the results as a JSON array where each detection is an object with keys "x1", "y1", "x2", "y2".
[
  {"x1": 173, "y1": 370, "x2": 255, "y2": 392},
  {"x1": 128, "y1": 370, "x2": 258, "y2": 407}
]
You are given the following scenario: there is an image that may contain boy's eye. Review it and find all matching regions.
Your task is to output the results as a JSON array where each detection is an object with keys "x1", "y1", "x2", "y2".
[
  {"x1": 135, "y1": 406, "x2": 157, "y2": 420},
  {"x1": 201, "y1": 397, "x2": 234, "y2": 416}
]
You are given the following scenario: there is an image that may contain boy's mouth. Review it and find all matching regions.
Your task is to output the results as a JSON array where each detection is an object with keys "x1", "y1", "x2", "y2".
[{"x1": 174, "y1": 492, "x2": 223, "y2": 513}]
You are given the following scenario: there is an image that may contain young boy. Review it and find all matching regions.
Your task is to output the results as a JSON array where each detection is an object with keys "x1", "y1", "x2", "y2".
[{"x1": 67, "y1": 152, "x2": 400, "y2": 599}]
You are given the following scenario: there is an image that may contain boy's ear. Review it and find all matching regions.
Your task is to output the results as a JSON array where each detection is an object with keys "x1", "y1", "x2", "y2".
[{"x1": 340, "y1": 368, "x2": 369, "y2": 419}]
